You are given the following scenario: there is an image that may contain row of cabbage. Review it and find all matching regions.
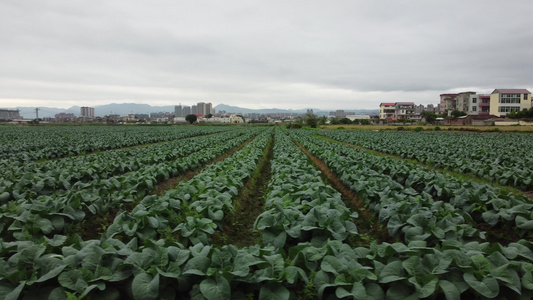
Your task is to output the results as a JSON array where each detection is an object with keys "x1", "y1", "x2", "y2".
[
  {"x1": 254, "y1": 129, "x2": 359, "y2": 249},
  {"x1": 282, "y1": 129, "x2": 533, "y2": 299},
  {"x1": 290, "y1": 131, "x2": 485, "y2": 245},
  {"x1": 105, "y1": 128, "x2": 273, "y2": 248},
  {"x1": 0, "y1": 129, "x2": 262, "y2": 243},
  {"x1": 317, "y1": 130, "x2": 533, "y2": 190},
  {"x1": 6, "y1": 230, "x2": 533, "y2": 299},
  {"x1": 0, "y1": 125, "x2": 234, "y2": 162},
  {"x1": 0, "y1": 129, "x2": 248, "y2": 203},
  {"x1": 293, "y1": 131, "x2": 533, "y2": 242},
  {"x1": 0, "y1": 128, "x2": 274, "y2": 299},
  {"x1": 3, "y1": 128, "x2": 533, "y2": 299}
]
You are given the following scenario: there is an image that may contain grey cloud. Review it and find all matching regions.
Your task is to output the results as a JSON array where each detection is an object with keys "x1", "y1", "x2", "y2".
[{"x1": 1, "y1": 0, "x2": 532, "y2": 110}]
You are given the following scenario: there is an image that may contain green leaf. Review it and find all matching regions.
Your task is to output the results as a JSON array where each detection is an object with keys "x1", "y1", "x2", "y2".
[
  {"x1": 51, "y1": 216, "x2": 65, "y2": 232},
  {"x1": 321, "y1": 255, "x2": 347, "y2": 275},
  {"x1": 183, "y1": 256, "x2": 210, "y2": 276},
  {"x1": 18, "y1": 244, "x2": 47, "y2": 267},
  {"x1": 471, "y1": 255, "x2": 491, "y2": 276},
  {"x1": 0, "y1": 281, "x2": 26, "y2": 300},
  {"x1": 123, "y1": 222, "x2": 138, "y2": 236},
  {"x1": 335, "y1": 282, "x2": 367, "y2": 299},
  {"x1": 208, "y1": 209, "x2": 224, "y2": 221},
  {"x1": 385, "y1": 283, "x2": 417, "y2": 300},
  {"x1": 0, "y1": 191, "x2": 10, "y2": 203},
  {"x1": 463, "y1": 273, "x2": 499, "y2": 298},
  {"x1": 438, "y1": 280, "x2": 460, "y2": 300},
  {"x1": 132, "y1": 272, "x2": 159, "y2": 300},
  {"x1": 80, "y1": 282, "x2": 106, "y2": 298},
  {"x1": 231, "y1": 252, "x2": 262, "y2": 277},
  {"x1": 148, "y1": 217, "x2": 159, "y2": 229},
  {"x1": 418, "y1": 277, "x2": 438, "y2": 298},
  {"x1": 199, "y1": 274, "x2": 231, "y2": 300},
  {"x1": 281, "y1": 266, "x2": 308, "y2": 284},
  {"x1": 481, "y1": 210, "x2": 500, "y2": 226},
  {"x1": 522, "y1": 270, "x2": 533, "y2": 290},
  {"x1": 36, "y1": 265, "x2": 67, "y2": 283},
  {"x1": 36, "y1": 218, "x2": 54, "y2": 234},
  {"x1": 259, "y1": 283, "x2": 290, "y2": 300},
  {"x1": 378, "y1": 260, "x2": 406, "y2": 284},
  {"x1": 58, "y1": 269, "x2": 92, "y2": 293},
  {"x1": 365, "y1": 283, "x2": 384, "y2": 300},
  {"x1": 81, "y1": 245, "x2": 106, "y2": 271},
  {"x1": 516, "y1": 215, "x2": 533, "y2": 230},
  {"x1": 45, "y1": 235, "x2": 67, "y2": 247},
  {"x1": 167, "y1": 247, "x2": 190, "y2": 266}
]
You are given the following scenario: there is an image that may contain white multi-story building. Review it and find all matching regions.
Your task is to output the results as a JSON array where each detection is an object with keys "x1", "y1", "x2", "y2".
[
  {"x1": 467, "y1": 94, "x2": 490, "y2": 115},
  {"x1": 395, "y1": 102, "x2": 415, "y2": 119}
]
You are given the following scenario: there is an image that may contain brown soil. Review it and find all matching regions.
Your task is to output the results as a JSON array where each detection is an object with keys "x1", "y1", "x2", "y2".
[
  {"x1": 215, "y1": 135, "x2": 274, "y2": 248},
  {"x1": 314, "y1": 135, "x2": 529, "y2": 199},
  {"x1": 75, "y1": 135, "x2": 255, "y2": 241},
  {"x1": 312, "y1": 135, "x2": 533, "y2": 245},
  {"x1": 475, "y1": 223, "x2": 522, "y2": 245},
  {"x1": 293, "y1": 140, "x2": 393, "y2": 246}
]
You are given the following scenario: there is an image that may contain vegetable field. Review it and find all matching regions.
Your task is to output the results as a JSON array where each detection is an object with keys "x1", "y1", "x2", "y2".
[{"x1": 1, "y1": 125, "x2": 533, "y2": 299}]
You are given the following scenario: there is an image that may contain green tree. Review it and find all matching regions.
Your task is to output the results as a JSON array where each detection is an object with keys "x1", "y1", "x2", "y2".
[
  {"x1": 330, "y1": 118, "x2": 341, "y2": 125},
  {"x1": 304, "y1": 114, "x2": 319, "y2": 128},
  {"x1": 421, "y1": 111, "x2": 437, "y2": 124},
  {"x1": 205, "y1": 113, "x2": 213, "y2": 119},
  {"x1": 360, "y1": 119, "x2": 371, "y2": 125},
  {"x1": 318, "y1": 116, "x2": 328, "y2": 125},
  {"x1": 185, "y1": 114, "x2": 197, "y2": 124},
  {"x1": 508, "y1": 107, "x2": 533, "y2": 119},
  {"x1": 451, "y1": 110, "x2": 467, "y2": 118},
  {"x1": 339, "y1": 117, "x2": 352, "y2": 124}
]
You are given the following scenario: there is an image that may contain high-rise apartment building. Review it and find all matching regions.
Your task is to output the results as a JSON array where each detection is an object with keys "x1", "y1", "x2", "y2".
[
  {"x1": 80, "y1": 107, "x2": 95, "y2": 119},
  {"x1": 197, "y1": 102, "x2": 206, "y2": 116},
  {"x1": 174, "y1": 105, "x2": 183, "y2": 117},
  {"x1": 206, "y1": 103, "x2": 213, "y2": 115}
]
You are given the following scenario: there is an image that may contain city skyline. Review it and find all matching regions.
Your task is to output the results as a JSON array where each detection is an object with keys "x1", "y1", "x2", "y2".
[{"x1": 1, "y1": 1, "x2": 532, "y2": 110}]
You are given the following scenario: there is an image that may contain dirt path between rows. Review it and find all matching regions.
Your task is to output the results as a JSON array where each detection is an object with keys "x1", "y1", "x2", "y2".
[
  {"x1": 75, "y1": 135, "x2": 256, "y2": 240},
  {"x1": 217, "y1": 134, "x2": 275, "y2": 248},
  {"x1": 294, "y1": 140, "x2": 393, "y2": 247}
]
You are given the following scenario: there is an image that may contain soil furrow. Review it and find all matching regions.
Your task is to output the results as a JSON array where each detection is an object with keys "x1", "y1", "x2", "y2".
[
  {"x1": 75, "y1": 135, "x2": 256, "y2": 240},
  {"x1": 215, "y1": 134, "x2": 275, "y2": 247},
  {"x1": 293, "y1": 140, "x2": 393, "y2": 247}
]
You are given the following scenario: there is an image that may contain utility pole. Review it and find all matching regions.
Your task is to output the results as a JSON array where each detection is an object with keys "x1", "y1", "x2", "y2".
[{"x1": 35, "y1": 108, "x2": 39, "y2": 120}]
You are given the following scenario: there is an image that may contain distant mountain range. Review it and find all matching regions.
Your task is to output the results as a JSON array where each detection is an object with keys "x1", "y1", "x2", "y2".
[{"x1": 11, "y1": 103, "x2": 378, "y2": 119}]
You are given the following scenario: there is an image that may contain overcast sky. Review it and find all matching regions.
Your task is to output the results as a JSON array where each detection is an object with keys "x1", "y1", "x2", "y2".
[{"x1": 1, "y1": 0, "x2": 532, "y2": 111}]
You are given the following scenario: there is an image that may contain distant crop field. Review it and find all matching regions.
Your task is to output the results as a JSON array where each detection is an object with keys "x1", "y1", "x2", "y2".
[
  {"x1": 324, "y1": 124, "x2": 533, "y2": 132},
  {"x1": 2, "y1": 125, "x2": 533, "y2": 299}
]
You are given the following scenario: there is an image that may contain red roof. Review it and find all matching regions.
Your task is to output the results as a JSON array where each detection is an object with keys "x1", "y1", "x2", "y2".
[
  {"x1": 395, "y1": 102, "x2": 415, "y2": 105},
  {"x1": 492, "y1": 89, "x2": 531, "y2": 94},
  {"x1": 380, "y1": 103, "x2": 396, "y2": 106},
  {"x1": 440, "y1": 93, "x2": 458, "y2": 97}
]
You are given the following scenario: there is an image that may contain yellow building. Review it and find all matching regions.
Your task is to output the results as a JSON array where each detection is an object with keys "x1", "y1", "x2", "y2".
[
  {"x1": 379, "y1": 103, "x2": 396, "y2": 119},
  {"x1": 489, "y1": 89, "x2": 531, "y2": 116}
]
